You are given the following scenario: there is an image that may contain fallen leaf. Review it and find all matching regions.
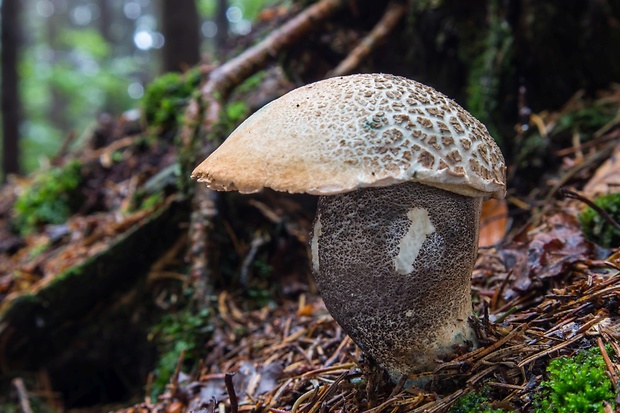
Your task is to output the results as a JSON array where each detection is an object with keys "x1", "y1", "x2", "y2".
[
  {"x1": 583, "y1": 133, "x2": 620, "y2": 196},
  {"x1": 479, "y1": 198, "x2": 508, "y2": 247}
]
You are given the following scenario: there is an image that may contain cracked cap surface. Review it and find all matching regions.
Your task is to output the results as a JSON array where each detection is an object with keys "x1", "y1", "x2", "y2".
[{"x1": 191, "y1": 73, "x2": 506, "y2": 199}]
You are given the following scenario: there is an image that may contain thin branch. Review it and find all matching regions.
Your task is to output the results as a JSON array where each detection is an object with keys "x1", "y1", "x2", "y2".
[
  {"x1": 329, "y1": 1, "x2": 408, "y2": 77},
  {"x1": 559, "y1": 187, "x2": 620, "y2": 231},
  {"x1": 12, "y1": 378, "x2": 33, "y2": 413},
  {"x1": 189, "y1": 187, "x2": 218, "y2": 302},
  {"x1": 200, "y1": 0, "x2": 346, "y2": 132},
  {"x1": 225, "y1": 372, "x2": 239, "y2": 413}
]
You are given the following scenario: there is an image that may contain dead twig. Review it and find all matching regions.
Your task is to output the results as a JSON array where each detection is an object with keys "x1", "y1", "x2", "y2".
[
  {"x1": 189, "y1": 187, "x2": 218, "y2": 302},
  {"x1": 560, "y1": 187, "x2": 620, "y2": 231},
  {"x1": 597, "y1": 337, "x2": 619, "y2": 392},
  {"x1": 195, "y1": 0, "x2": 346, "y2": 134},
  {"x1": 12, "y1": 378, "x2": 33, "y2": 413},
  {"x1": 225, "y1": 372, "x2": 239, "y2": 413},
  {"x1": 169, "y1": 348, "x2": 186, "y2": 398},
  {"x1": 329, "y1": 1, "x2": 408, "y2": 77}
]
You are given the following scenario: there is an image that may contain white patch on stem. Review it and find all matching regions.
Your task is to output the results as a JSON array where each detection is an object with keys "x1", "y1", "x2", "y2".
[
  {"x1": 311, "y1": 216, "x2": 322, "y2": 273},
  {"x1": 394, "y1": 207, "x2": 435, "y2": 275}
]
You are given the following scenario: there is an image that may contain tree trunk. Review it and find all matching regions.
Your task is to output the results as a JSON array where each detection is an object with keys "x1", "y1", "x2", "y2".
[
  {"x1": 1, "y1": 0, "x2": 22, "y2": 180},
  {"x1": 215, "y1": 0, "x2": 229, "y2": 58},
  {"x1": 98, "y1": 0, "x2": 112, "y2": 43},
  {"x1": 161, "y1": 0, "x2": 201, "y2": 72}
]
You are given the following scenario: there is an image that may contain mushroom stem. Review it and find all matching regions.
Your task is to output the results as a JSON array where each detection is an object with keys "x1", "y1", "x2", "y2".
[{"x1": 311, "y1": 181, "x2": 481, "y2": 380}]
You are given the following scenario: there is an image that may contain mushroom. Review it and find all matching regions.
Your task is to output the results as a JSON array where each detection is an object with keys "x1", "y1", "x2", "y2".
[{"x1": 191, "y1": 73, "x2": 506, "y2": 381}]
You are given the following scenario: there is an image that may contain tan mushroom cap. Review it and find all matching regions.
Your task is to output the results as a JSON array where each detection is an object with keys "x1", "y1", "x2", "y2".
[{"x1": 192, "y1": 73, "x2": 506, "y2": 199}]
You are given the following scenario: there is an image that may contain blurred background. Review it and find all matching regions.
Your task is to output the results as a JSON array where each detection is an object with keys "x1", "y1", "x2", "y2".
[{"x1": 0, "y1": 0, "x2": 280, "y2": 179}]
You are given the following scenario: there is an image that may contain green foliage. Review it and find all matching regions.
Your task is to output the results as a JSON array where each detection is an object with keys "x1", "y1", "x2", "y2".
[
  {"x1": 450, "y1": 389, "x2": 507, "y2": 413},
  {"x1": 197, "y1": 0, "x2": 285, "y2": 21},
  {"x1": 20, "y1": 28, "x2": 137, "y2": 172},
  {"x1": 225, "y1": 101, "x2": 250, "y2": 124},
  {"x1": 13, "y1": 160, "x2": 84, "y2": 235},
  {"x1": 231, "y1": 0, "x2": 283, "y2": 21},
  {"x1": 533, "y1": 346, "x2": 616, "y2": 413},
  {"x1": 236, "y1": 71, "x2": 266, "y2": 93},
  {"x1": 59, "y1": 28, "x2": 111, "y2": 59},
  {"x1": 555, "y1": 104, "x2": 618, "y2": 136},
  {"x1": 579, "y1": 193, "x2": 620, "y2": 248},
  {"x1": 150, "y1": 305, "x2": 212, "y2": 398},
  {"x1": 141, "y1": 69, "x2": 202, "y2": 131}
]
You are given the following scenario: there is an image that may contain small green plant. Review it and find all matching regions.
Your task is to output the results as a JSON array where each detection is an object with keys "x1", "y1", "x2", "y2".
[
  {"x1": 533, "y1": 346, "x2": 616, "y2": 413},
  {"x1": 579, "y1": 193, "x2": 620, "y2": 248},
  {"x1": 13, "y1": 160, "x2": 84, "y2": 235},
  {"x1": 450, "y1": 388, "x2": 507, "y2": 413},
  {"x1": 141, "y1": 68, "x2": 202, "y2": 131},
  {"x1": 149, "y1": 306, "x2": 212, "y2": 398}
]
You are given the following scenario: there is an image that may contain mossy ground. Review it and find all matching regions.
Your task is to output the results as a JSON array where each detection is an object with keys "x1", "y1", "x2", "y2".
[
  {"x1": 141, "y1": 68, "x2": 202, "y2": 132},
  {"x1": 13, "y1": 160, "x2": 84, "y2": 235},
  {"x1": 449, "y1": 346, "x2": 615, "y2": 412},
  {"x1": 532, "y1": 346, "x2": 615, "y2": 413},
  {"x1": 579, "y1": 192, "x2": 620, "y2": 248}
]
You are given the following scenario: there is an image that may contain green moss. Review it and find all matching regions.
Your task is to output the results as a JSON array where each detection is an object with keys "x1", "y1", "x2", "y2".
[
  {"x1": 141, "y1": 68, "x2": 202, "y2": 131},
  {"x1": 225, "y1": 101, "x2": 250, "y2": 124},
  {"x1": 13, "y1": 160, "x2": 84, "y2": 235},
  {"x1": 579, "y1": 193, "x2": 620, "y2": 248},
  {"x1": 465, "y1": 0, "x2": 514, "y2": 146},
  {"x1": 533, "y1": 346, "x2": 616, "y2": 413},
  {"x1": 235, "y1": 71, "x2": 266, "y2": 94},
  {"x1": 450, "y1": 389, "x2": 507, "y2": 413}
]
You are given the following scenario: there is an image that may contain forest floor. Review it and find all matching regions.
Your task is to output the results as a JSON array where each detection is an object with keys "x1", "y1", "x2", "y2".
[
  {"x1": 0, "y1": 82, "x2": 619, "y2": 413},
  {"x1": 4, "y1": 0, "x2": 620, "y2": 411}
]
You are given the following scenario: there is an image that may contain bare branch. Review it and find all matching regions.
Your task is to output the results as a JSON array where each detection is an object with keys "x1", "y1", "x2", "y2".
[
  {"x1": 329, "y1": 1, "x2": 408, "y2": 77},
  {"x1": 201, "y1": 0, "x2": 346, "y2": 131}
]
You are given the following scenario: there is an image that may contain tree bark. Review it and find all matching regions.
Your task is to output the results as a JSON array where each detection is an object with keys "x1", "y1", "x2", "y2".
[
  {"x1": 161, "y1": 0, "x2": 201, "y2": 72},
  {"x1": 98, "y1": 0, "x2": 112, "y2": 43},
  {"x1": 1, "y1": 0, "x2": 22, "y2": 180},
  {"x1": 215, "y1": 0, "x2": 229, "y2": 58}
]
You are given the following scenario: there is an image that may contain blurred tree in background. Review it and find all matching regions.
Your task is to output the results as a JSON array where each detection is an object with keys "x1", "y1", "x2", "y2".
[
  {"x1": 0, "y1": 0, "x2": 279, "y2": 181},
  {"x1": 161, "y1": 0, "x2": 200, "y2": 72},
  {"x1": 1, "y1": 0, "x2": 22, "y2": 181}
]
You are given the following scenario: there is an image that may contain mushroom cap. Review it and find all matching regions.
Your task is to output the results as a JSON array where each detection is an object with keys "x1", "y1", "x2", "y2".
[{"x1": 191, "y1": 73, "x2": 506, "y2": 199}]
